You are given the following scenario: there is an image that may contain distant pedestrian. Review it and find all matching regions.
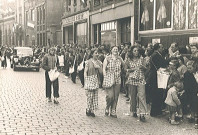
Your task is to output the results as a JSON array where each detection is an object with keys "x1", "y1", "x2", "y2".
[
  {"x1": 42, "y1": 47, "x2": 60, "y2": 104},
  {"x1": 103, "y1": 46, "x2": 125, "y2": 118},
  {"x1": 1, "y1": 51, "x2": 7, "y2": 68},
  {"x1": 84, "y1": 48, "x2": 102, "y2": 117}
]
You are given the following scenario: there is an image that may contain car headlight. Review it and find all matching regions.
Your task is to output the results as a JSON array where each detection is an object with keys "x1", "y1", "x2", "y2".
[{"x1": 14, "y1": 58, "x2": 18, "y2": 62}]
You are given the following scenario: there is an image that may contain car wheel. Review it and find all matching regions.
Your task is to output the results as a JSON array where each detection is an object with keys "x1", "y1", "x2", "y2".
[{"x1": 36, "y1": 68, "x2": 40, "y2": 72}]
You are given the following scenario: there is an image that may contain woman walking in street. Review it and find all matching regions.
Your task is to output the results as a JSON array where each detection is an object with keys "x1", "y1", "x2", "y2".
[
  {"x1": 103, "y1": 46, "x2": 125, "y2": 118},
  {"x1": 84, "y1": 48, "x2": 103, "y2": 117},
  {"x1": 125, "y1": 46, "x2": 148, "y2": 122},
  {"x1": 42, "y1": 47, "x2": 60, "y2": 104}
]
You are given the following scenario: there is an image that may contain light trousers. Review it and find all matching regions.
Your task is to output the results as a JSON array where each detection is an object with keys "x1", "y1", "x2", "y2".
[
  {"x1": 105, "y1": 84, "x2": 121, "y2": 112},
  {"x1": 128, "y1": 84, "x2": 147, "y2": 115}
]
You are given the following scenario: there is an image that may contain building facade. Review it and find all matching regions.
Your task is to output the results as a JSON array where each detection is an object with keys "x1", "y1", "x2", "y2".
[
  {"x1": 0, "y1": 0, "x2": 16, "y2": 47},
  {"x1": 138, "y1": 0, "x2": 198, "y2": 49},
  {"x1": 62, "y1": 0, "x2": 89, "y2": 46},
  {"x1": 24, "y1": 0, "x2": 64, "y2": 47},
  {"x1": 62, "y1": 0, "x2": 136, "y2": 47},
  {"x1": 90, "y1": 0, "x2": 135, "y2": 47}
]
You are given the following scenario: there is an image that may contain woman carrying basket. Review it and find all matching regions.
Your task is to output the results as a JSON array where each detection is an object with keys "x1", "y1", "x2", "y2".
[
  {"x1": 84, "y1": 48, "x2": 102, "y2": 117},
  {"x1": 103, "y1": 46, "x2": 125, "y2": 118}
]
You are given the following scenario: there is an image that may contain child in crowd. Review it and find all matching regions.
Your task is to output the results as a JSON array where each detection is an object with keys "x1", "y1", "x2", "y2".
[{"x1": 165, "y1": 81, "x2": 184, "y2": 125}]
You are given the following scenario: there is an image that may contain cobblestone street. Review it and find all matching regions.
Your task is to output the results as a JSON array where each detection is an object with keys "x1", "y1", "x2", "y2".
[{"x1": 0, "y1": 67, "x2": 197, "y2": 135}]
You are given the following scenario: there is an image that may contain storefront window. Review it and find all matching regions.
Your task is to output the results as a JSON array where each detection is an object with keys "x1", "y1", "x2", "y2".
[
  {"x1": 173, "y1": 0, "x2": 186, "y2": 30},
  {"x1": 121, "y1": 19, "x2": 131, "y2": 43},
  {"x1": 140, "y1": 0, "x2": 153, "y2": 31},
  {"x1": 155, "y1": 0, "x2": 172, "y2": 29},
  {"x1": 188, "y1": 0, "x2": 198, "y2": 29},
  {"x1": 101, "y1": 21, "x2": 116, "y2": 47},
  {"x1": 76, "y1": 23, "x2": 87, "y2": 45}
]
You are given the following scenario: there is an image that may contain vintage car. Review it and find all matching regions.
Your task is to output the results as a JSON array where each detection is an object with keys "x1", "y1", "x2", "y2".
[{"x1": 11, "y1": 47, "x2": 40, "y2": 71}]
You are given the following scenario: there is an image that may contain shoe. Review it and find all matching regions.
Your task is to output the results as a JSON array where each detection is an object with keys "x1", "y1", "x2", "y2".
[
  {"x1": 170, "y1": 120, "x2": 179, "y2": 125},
  {"x1": 110, "y1": 110, "x2": 117, "y2": 118},
  {"x1": 86, "y1": 109, "x2": 91, "y2": 116},
  {"x1": 133, "y1": 113, "x2": 138, "y2": 118},
  {"x1": 126, "y1": 98, "x2": 130, "y2": 102},
  {"x1": 54, "y1": 100, "x2": 59, "y2": 104},
  {"x1": 105, "y1": 109, "x2": 109, "y2": 116},
  {"x1": 48, "y1": 98, "x2": 52, "y2": 102},
  {"x1": 90, "y1": 112, "x2": 95, "y2": 117},
  {"x1": 140, "y1": 115, "x2": 146, "y2": 122}
]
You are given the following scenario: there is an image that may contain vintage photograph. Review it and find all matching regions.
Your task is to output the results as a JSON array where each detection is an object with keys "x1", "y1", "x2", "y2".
[{"x1": 0, "y1": 0, "x2": 198, "y2": 135}]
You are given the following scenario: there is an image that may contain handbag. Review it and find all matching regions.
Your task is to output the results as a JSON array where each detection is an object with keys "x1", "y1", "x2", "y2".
[
  {"x1": 102, "y1": 72, "x2": 115, "y2": 89},
  {"x1": 48, "y1": 69, "x2": 60, "y2": 82},
  {"x1": 84, "y1": 74, "x2": 99, "y2": 90},
  {"x1": 77, "y1": 54, "x2": 86, "y2": 71},
  {"x1": 1, "y1": 56, "x2": 4, "y2": 61},
  {"x1": 69, "y1": 56, "x2": 76, "y2": 74}
]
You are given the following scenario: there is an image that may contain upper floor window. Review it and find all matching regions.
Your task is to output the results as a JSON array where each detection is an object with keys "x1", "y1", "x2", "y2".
[{"x1": 31, "y1": 9, "x2": 35, "y2": 21}]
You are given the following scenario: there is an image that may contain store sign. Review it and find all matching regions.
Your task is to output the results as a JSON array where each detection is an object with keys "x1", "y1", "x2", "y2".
[
  {"x1": 27, "y1": 22, "x2": 34, "y2": 28},
  {"x1": 189, "y1": 37, "x2": 198, "y2": 44},
  {"x1": 62, "y1": 11, "x2": 89, "y2": 25},
  {"x1": 152, "y1": 38, "x2": 160, "y2": 44}
]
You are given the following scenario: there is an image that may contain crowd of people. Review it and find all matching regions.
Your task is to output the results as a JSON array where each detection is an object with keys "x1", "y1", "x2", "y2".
[
  {"x1": 1, "y1": 42, "x2": 197, "y2": 129},
  {"x1": 41, "y1": 42, "x2": 198, "y2": 129}
]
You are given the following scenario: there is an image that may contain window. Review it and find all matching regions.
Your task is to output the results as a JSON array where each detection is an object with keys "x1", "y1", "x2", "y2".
[
  {"x1": 94, "y1": 25, "x2": 97, "y2": 44},
  {"x1": 173, "y1": 0, "x2": 186, "y2": 30},
  {"x1": 140, "y1": 0, "x2": 153, "y2": 31},
  {"x1": 188, "y1": 0, "x2": 198, "y2": 29},
  {"x1": 155, "y1": 0, "x2": 172, "y2": 29},
  {"x1": 37, "y1": 7, "x2": 39, "y2": 25},
  {"x1": 31, "y1": 9, "x2": 35, "y2": 21},
  {"x1": 121, "y1": 19, "x2": 131, "y2": 43},
  {"x1": 101, "y1": 21, "x2": 116, "y2": 31},
  {"x1": 43, "y1": 6, "x2": 45, "y2": 23},
  {"x1": 37, "y1": 34, "x2": 39, "y2": 46},
  {"x1": 43, "y1": 33, "x2": 45, "y2": 46},
  {"x1": 94, "y1": 0, "x2": 100, "y2": 6}
]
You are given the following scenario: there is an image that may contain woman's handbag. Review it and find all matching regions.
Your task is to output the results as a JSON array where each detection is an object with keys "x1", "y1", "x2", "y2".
[
  {"x1": 77, "y1": 54, "x2": 85, "y2": 71},
  {"x1": 48, "y1": 69, "x2": 60, "y2": 82},
  {"x1": 102, "y1": 72, "x2": 115, "y2": 89},
  {"x1": 69, "y1": 56, "x2": 76, "y2": 74},
  {"x1": 84, "y1": 75, "x2": 99, "y2": 90}
]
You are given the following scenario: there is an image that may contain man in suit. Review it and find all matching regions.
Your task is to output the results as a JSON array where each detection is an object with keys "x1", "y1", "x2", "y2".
[{"x1": 150, "y1": 43, "x2": 168, "y2": 117}]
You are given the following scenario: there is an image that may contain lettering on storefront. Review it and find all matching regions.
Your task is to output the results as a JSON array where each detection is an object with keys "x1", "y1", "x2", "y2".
[
  {"x1": 62, "y1": 11, "x2": 88, "y2": 25},
  {"x1": 189, "y1": 37, "x2": 198, "y2": 44}
]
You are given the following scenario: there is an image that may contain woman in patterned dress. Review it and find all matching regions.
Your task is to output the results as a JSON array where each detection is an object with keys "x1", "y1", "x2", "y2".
[
  {"x1": 84, "y1": 49, "x2": 103, "y2": 117},
  {"x1": 125, "y1": 46, "x2": 147, "y2": 122},
  {"x1": 103, "y1": 46, "x2": 125, "y2": 118}
]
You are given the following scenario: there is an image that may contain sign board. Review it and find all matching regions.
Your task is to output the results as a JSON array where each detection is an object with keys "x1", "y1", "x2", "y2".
[
  {"x1": 152, "y1": 38, "x2": 160, "y2": 44},
  {"x1": 27, "y1": 22, "x2": 34, "y2": 28},
  {"x1": 62, "y1": 11, "x2": 89, "y2": 25},
  {"x1": 189, "y1": 37, "x2": 198, "y2": 44}
]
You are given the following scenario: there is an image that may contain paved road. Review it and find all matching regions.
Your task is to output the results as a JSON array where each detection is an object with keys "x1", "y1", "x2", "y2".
[{"x1": 0, "y1": 67, "x2": 197, "y2": 135}]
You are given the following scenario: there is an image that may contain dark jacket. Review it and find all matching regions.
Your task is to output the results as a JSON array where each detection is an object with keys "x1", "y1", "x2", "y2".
[{"x1": 42, "y1": 54, "x2": 59, "y2": 71}]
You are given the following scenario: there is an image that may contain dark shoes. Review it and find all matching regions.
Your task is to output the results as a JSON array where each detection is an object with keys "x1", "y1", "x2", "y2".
[
  {"x1": 86, "y1": 109, "x2": 95, "y2": 117},
  {"x1": 140, "y1": 115, "x2": 146, "y2": 122},
  {"x1": 133, "y1": 113, "x2": 138, "y2": 118},
  {"x1": 54, "y1": 100, "x2": 59, "y2": 104}
]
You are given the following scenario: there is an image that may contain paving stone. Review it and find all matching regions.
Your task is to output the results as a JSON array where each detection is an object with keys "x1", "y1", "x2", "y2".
[{"x1": 0, "y1": 68, "x2": 197, "y2": 135}]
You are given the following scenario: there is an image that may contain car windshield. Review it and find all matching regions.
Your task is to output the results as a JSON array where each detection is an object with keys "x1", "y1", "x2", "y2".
[{"x1": 16, "y1": 48, "x2": 33, "y2": 57}]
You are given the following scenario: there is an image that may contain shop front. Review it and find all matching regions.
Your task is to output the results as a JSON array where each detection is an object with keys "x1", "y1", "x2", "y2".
[
  {"x1": 90, "y1": 1, "x2": 134, "y2": 46},
  {"x1": 62, "y1": 10, "x2": 89, "y2": 46},
  {"x1": 139, "y1": 0, "x2": 198, "y2": 49}
]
